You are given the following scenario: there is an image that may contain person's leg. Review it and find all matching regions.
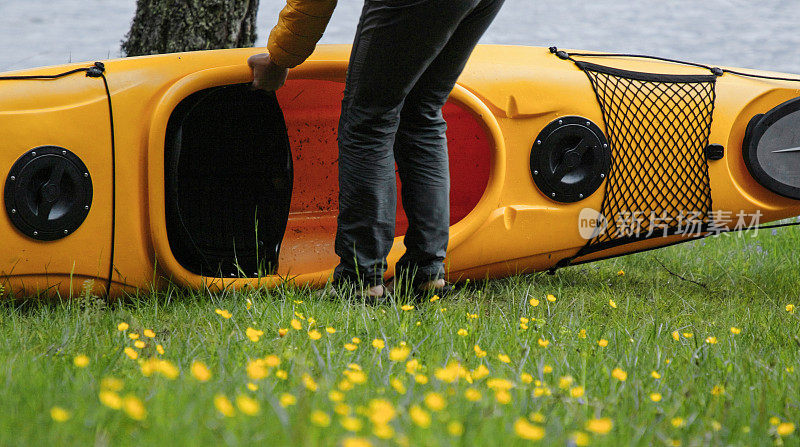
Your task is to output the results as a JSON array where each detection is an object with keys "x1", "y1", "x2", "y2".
[
  {"x1": 334, "y1": 0, "x2": 481, "y2": 288},
  {"x1": 393, "y1": 0, "x2": 506, "y2": 287}
]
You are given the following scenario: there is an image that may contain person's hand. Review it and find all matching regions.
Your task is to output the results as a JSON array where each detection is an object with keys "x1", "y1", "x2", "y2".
[{"x1": 248, "y1": 53, "x2": 289, "y2": 91}]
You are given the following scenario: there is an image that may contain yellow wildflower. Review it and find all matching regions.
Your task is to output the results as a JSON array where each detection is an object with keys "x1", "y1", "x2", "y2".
[
  {"x1": 573, "y1": 431, "x2": 590, "y2": 446},
  {"x1": 345, "y1": 343, "x2": 358, "y2": 351},
  {"x1": 465, "y1": 388, "x2": 481, "y2": 401},
  {"x1": 424, "y1": 392, "x2": 446, "y2": 411},
  {"x1": 682, "y1": 332, "x2": 693, "y2": 338},
  {"x1": 340, "y1": 416, "x2": 363, "y2": 432},
  {"x1": 276, "y1": 368, "x2": 288, "y2": 378},
  {"x1": 129, "y1": 333, "x2": 139, "y2": 340},
  {"x1": 586, "y1": 417, "x2": 613, "y2": 434},
  {"x1": 214, "y1": 394, "x2": 235, "y2": 417},
  {"x1": 705, "y1": 336, "x2": 718, "y2": 344},
  {"x1": 537, "y1": 338, "x2": 549, "y2": 348},
  {"x1": 246, "y1": 298, "x2": 252, "y2": 310},
  {"x1": 520, "y1": 373, "x2": 533, "y2": 384},
  {"x1": 609, "y1": 299, "x2": 617, "y2": 308},
  {"x1": 514, "y1": 418, "x2": 545, "y2": 440},
  {"x1": 473, "y1": 344, "x2": 487, "y2": 357},
  {"x1": 278, "y1": 328, "x2": 288, "y2": 337},
  {"x1": 290, "y1": 319, "x2": 302, "y2": 330},
  {"x1": 558, "y1": 376, "x2": 574, "y2": 389},
  {"x1": 598, "y1": 339, "x2": 609, "y2": 347},
  {"x1": 372, "y1": 339, "x2": 385, "y2": 349},
  {"x1": 246, "y1": 359, "x2": 268, "y2": 380},
  {"x1": 542, "y1": 365, "x2": 553, "y2": 374},
  {"x1": 409, "y1": 405, "x2": 431, "y2": 428},
  {"x1": 498, "y1": 354, "x2": 511, "y2": 363},
  {"x1": 342, "y1": 438, "x2": 372, "y2": 447},
  {"x1": 771, "y1": 417, "x2": 781, "y2": 426},
  {"x1": 579, "y1": 329, "x2": 587, "y2": 339},
  {"x1": 310, "y1": 410, "x2": 331, "y2": 427},
  {"x1": 279, "y1": 393, "x2": 296, "y2": 407},
  {"x1": 390, "y1": 377, "x2": 406, "y2": 395},
  {"x1": 611, "y1": 368, "x2": 627, "y2": 381},
  {"x1": 650, "y1": 392, "x2": 662, "y2": 402},
  {"x1": 730, "y1": 327, "x2": 741, "y2": 334},
  {"x1": 343, "y1": 370, "x2": 366, "y2": 385},
  {"x1": 368, "y1": 399, "x2": 396, "y2": 425},
  {"x1": 73, "y1": 354, "x2": 89, "y2": 368},
  {"x1": 495, "y1": 389, "x2": 512, "y2": 404},
  {"x1": 711, "y1": 384, "x2": 725, "y2": 396},
  {"x1": 191, "y1": 361, "x2": 211, "y2": 382},
  {"x1": 308, "y1": 329, "x2": 322, "y2": 340},
  {"x1": 401, "y1": 304, "x2": 414, "y2": 311},
  {"x1": 448, "y1": 421, "x2": 464, "y2": 436},
  {"x1": 672, "y1": 331, "x2": 680, "y2": 341},
  {"x1": 264, "y1": 355, "x2": 281, "y2": 367},
  {"x1": 326, "y1": 327, "x2": 336, "y2": 334},
  {"x1": 99, "y1": 391, "x2": 122, "y2": 409},
  {"x1": 123, "y1": 347, "x2": 138, "y2": 360},
  {"x1": 247, "y1": 382, "x2": 258, "y2": 391},
  {"x1": 389, "y1": 346, "x2": 410, "y2": 361},
  {"x1": 546, "y1": 294, "x2": 556, "y2": 302},
  {"x1": 214, "y1": 309, "x2": 232, "y2": 319},
  {"x1": 236, "y1": 394, "x2": 260, "y2": 415},
  {"x1": 671, "y1": 417, "x2": 685, "y2": 428},
  {"x1": 430, "y1": 295, "x2": 440, "y2": 302},
  {"x1": 246, "y1": 327, "x2": 264, "y2": 342},
  {"x1": 778, "y1": 422, "x2": 796, "y2": 436},
  {"x1": 487, "y1": 378, "x2": 514, "y2": 390},
  {"x1": 156, "y1": 344, "x2": 165, "y2": 354},
  {"x1": 786, "y1": 304, "x2": 796, "y2": 314},
  {"x1": 352, "y1": 337, "x2": 361, "y2": 344},
  {"x1": 651, "y1": 370, "x2": 661, "y2": 379},
  {"x1": 329, "y1": 390, "x2": 345, "y2": 402},
  {"x1": 134, "y1": 340, "x2": 146, "y2": 349},
  {"x1": 457, "y1": 328, "x2": 468, "y2": 337},
  {"x1": 529, "y1": 298, "x2": 540, "y2": 307},
  {"x1": 415, "y1": 374, "x2": 429, "y2": 384},
  {"x1": 50, "y1": 407, "x2": 71, "y2": 422},
  {"x1": 143, "y1": 329, "x2": 155, "y2": 338},
  {"x1": 117, "y1": 322, "x2": 129, "y2": 331},
  {"x1": 122, "y1": 395, "x2": 147, "y2": 421},
  {"x1": 570, "y1": 386, "x2": 585, "y2": 398}
]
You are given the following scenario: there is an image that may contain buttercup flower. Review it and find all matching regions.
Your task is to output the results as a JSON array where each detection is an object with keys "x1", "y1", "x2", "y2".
[
  {"x1": 372, "y1": 339, "x2": 385, "y2": 349},
  {"x1": 514, "y1": 418, "x2": 545, "y2": 440},
  {"x1": 611, "y1": 368, "x2": 627, "y2": 381},
  {"x1": 598, "y1": 339, "x2": 609, "y2": 347},
  {"x1": 214, "y1": 394, "x2": 235, "y2": 417},
  {"x1": 117, "y1": 322, "x2": 129, "y2": 331},
  {"x1": 214, "y1": 309, "x2": 232, "y2": 319},
  {"x1": 122, "y1": 395, "x2": 147, "y2": 420},
  {"x1": 191, "y1": 361, "x2": 211, "y2": 382},
  {"x1": 236, "y1": 394, "x2": 260, "y2": 415},
  {"x1": 143, "y1": 329, "x2": 155, "y2": 338},
  {"x1": 73, "y1": 354, "x2": 89, "y2": 368},
  {"x1": 586, "y1": 417, "x2": 613, "y2": 434},
  {"x1": 50, "y1": 407, "x2": 71, "y2": 422}
]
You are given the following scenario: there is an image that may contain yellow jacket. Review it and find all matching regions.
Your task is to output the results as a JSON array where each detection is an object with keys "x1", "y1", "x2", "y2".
[{"x1": 268, "y1": 0, "x2": 338, "y2": 68}]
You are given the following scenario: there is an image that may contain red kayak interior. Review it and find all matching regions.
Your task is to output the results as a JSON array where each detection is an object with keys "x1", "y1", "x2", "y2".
[{"x1": 275, "y1": 79, "x2": 492, "y2": 275}]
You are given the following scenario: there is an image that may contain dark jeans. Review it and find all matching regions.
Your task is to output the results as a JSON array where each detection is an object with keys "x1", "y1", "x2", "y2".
[{"x1": 333, "y1": 0, "x2": 505, "y2": 287}]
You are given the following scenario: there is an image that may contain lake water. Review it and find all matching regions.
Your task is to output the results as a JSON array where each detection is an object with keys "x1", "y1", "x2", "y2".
[{"x1": 1, "y1": 0, "x2": 800, "y2": 74}]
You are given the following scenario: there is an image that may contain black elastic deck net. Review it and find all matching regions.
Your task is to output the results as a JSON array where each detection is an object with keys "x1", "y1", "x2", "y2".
[{"x1": 551, "y1": 47, "x2": 719, "y2": 267}]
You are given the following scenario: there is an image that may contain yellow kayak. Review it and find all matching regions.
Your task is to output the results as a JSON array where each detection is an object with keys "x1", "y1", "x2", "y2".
[{"x1": 1, "y1": 45, "x2": 800, "y2": 297}]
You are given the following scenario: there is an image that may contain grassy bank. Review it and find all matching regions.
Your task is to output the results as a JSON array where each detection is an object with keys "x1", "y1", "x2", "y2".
[{"x1": 1, "y1": 226, "x2": 799, "y2": 446}]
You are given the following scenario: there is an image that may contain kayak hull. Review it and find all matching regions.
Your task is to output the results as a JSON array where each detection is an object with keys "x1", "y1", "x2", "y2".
[{"x1": 1, "y1": 45, "x2": 799, "y2": 297}]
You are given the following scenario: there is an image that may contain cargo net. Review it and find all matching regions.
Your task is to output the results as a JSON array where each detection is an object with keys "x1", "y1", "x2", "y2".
[{"x1": 576, "y1": 61, "x2": 717, "y2": 253}]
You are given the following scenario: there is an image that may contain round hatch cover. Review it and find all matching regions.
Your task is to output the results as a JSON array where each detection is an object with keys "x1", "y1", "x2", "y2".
[
  {"x1": 4, "y1": 146, "x2": 93, "y2": 241},
  {"x1": 530, "y1": 116, "x2": 610, "y2": 203}
]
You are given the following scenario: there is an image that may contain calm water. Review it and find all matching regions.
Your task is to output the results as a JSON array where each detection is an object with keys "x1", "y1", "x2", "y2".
[{"x1": 1, "y1": 0, "x2": 799, "y2": 74}]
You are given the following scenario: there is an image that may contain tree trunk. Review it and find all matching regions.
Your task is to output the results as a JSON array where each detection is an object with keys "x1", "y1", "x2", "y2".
[{"x1": 122, "y1": 0, "x2": 260, "y2": 56}]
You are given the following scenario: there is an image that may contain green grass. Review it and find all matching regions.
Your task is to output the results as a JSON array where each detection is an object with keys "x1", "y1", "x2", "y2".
[{"x1": 1, "y1": 227, "x2": 799, "y2": 446}]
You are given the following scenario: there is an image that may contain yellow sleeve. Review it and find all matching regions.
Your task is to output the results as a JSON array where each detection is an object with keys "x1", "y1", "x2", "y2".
[{"x1": 267, "y1": 0, "x2": 338, "y2": 68}]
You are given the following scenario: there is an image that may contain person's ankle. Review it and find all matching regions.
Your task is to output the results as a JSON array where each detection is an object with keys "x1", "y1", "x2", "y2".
[{"x1": 417, "y1": 278, "x2": 446, "y2": 290}]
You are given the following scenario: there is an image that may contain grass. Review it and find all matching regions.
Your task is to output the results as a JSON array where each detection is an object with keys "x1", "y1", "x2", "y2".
[{"x1": 1, "y1": 226, "x2": 799, "y2": 446}]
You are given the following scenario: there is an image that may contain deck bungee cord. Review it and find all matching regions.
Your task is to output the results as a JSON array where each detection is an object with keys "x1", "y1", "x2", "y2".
[{"x1": 0, "y1": 62, "x2": 117, "y2": 294}]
